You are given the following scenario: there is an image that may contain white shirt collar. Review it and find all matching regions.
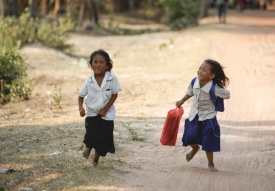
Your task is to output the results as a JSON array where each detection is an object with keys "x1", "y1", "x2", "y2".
[
  {"x1": 88, "y1": 71, "x2": 113, "y2": 83},
  {"x1": 194, "y1": 78, "x2": 213, "y2": 93}
]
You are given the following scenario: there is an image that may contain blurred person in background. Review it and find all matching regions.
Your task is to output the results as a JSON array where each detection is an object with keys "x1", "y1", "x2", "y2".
[
  {"x1": 217, "y1": 0, "x2": 228, "y2": 23},
  {"x1": 236, "y1": 0, "x2": 246, "y2": 11}
]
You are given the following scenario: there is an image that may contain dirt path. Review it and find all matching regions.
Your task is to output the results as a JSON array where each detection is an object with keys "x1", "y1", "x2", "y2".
[
  {"x1": 111, "y1": 10, "x2": 275, "y2": 191},
  {"x1": 2, "y1": 8, "x2": 275, "y2": 191}
]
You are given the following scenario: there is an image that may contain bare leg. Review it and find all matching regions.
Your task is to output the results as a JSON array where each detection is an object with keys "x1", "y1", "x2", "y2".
[
  {"x1": 186, "y1": 144, "x2": 200, "y2": 162},
  {"x1": 206, "y1": 151, "x2": 217, "y2": 171},
  {"x1": 93, "y1": 150, "x2": 100, "y2": 167},
  {"x1": 83, "y1": 147, "x2": 91, "y2": 159}
]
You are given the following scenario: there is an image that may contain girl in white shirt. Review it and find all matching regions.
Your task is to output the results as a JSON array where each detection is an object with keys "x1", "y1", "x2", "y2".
[
  {"x1": 78, "y1": 50, "x2": 121, "y2": 167},
  {"x1": 176, "y1": 59, "x2": 230, "y2": 171}
]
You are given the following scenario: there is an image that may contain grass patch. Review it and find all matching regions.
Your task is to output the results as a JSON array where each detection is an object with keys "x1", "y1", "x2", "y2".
[
  {"x1": 0, "y1": 123, "x2": 128, "y2": 191},
  {"x1": 121, "y1": 122, "x2": 146, "y2": 142}
]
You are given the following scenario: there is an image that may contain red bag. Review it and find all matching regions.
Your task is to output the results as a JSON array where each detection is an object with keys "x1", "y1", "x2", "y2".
[{"x1": 160, "y1": 106, "x2": 184, "y2": 146}]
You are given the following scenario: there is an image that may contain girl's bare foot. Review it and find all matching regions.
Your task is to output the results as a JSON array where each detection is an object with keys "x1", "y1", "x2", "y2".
[
  {"x1": 208, "y1": 164, "x2": 217, "y2": 172},
  {"x1": 83, "y1": 148, "x2": 91, "y2": 159},
  {"x1": 186, "y1": 145, "x2": 200, "y2": 162},
  {"x1": 92, "y1": 160, "x2": 98, "y2": 167}
]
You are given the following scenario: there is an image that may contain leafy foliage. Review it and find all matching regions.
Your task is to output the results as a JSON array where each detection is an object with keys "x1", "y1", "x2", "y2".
[
  {"x1": 0, "y1": 11, "x2": 75, "y2": 104},
  {"x1": 0, "y1": 11, "x2": 75, "y2": 52},
  {"x1": 161, "y1": 0, "x2": 201, "y2": 30},
  {"x1": 0, "y1": 45, "x2": 34, "y2": 104}
]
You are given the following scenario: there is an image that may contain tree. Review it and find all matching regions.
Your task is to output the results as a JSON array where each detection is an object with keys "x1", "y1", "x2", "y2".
[
  {"x1": 161, "y1": 0, "x2": 201, "y2": 30},
  {"x1": 28, "y1": 0, "x2": 37, "y2": 17},
  {"x1": 200, "y1": 0, "x2": 210, "y2": 18},
  {"x1": 53, "y1": 0, "x2": 60, "y2": 15},
  {"x1": 0, "y1": 0, "x2": 4, "y2": 24},
  {"x1": 68, "y1": 0, "x2": 99, "y2": 30},
  {"x1": 40, "y1": 0, "x2": 48, "y2": 15},
  {"x1": 9, "y1": 0, "x2": 19, "y2": 17},
  {"x1": 128, "y1": 0, "x2": 135, "y2": 11}
]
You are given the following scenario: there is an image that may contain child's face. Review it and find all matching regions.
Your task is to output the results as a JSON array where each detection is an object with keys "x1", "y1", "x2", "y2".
[
  {"x1": 197, "y1": 62, "x2": 215, "y2": 82},
  {"x1": 91, "y1": 54, "x2": 108, "y2": 75}
]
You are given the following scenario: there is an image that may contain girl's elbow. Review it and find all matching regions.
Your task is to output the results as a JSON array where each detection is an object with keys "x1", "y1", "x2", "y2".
[{"x1": 225, "y1": 92, "x2": 230, "y2": 99}]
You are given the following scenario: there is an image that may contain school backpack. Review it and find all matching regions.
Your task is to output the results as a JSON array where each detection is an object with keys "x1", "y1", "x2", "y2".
[{"x1": 191, "y1": 77, "x2": 224, "y2": 112}]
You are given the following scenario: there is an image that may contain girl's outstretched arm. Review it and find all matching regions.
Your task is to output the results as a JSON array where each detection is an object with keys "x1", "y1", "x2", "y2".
[
  {"x1": 176, "y1": 94, "x2": 192, "y2": 107},
  {"x1": 98, "y1": 93, "x2": 118, "y2": 117}
]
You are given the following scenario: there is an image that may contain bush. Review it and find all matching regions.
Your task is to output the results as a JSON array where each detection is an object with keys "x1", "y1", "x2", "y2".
[
  {"x1": 0, "y1": 11, "x2": 75, "y2": 53},
  {"x1": 37, "y1": 20, "x2": 74, "y2": 52},
  {"x1": 0, "y1": 45, "x2": 34, "y2": 104},
  {"x1": 161, "y1": 0, "x2": 201, "y2": 30}
]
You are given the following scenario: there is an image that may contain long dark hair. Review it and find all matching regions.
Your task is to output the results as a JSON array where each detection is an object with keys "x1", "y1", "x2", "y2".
[
  {"x1": 204, "y1": 59, "x2": 229, "y2": 88},
  {"x1": 89, "y1": 49, "x2": 113, "y2": 72}
]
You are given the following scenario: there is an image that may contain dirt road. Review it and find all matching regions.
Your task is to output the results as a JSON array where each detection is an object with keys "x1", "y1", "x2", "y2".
[{"x1": 110, "y1": 10, "x2": 275, "y2": 191}]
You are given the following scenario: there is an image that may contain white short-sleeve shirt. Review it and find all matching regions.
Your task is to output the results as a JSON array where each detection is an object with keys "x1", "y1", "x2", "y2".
[
  {"x1": 186, "y1": 78, "x2": 230, "y2": 121},
  {"x1": 78, "y1": 71, "x2": 121, "y2": 120}
]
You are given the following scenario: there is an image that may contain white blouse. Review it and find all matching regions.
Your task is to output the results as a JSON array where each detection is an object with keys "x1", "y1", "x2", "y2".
[
  {"x1": 78, "y1": 71, "x2": 121, "y2": 120},
  {"x1": 186, "y1": 78, "x2": 230, "y2": 121}
]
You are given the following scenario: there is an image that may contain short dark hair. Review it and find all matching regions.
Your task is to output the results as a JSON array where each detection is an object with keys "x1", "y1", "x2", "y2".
[
  {"x1": 89, "y1": 49, "x2": 113, "y2": 72},
  {"x1": 204, "y1": 59, "x2": 229, "y2": 88}
]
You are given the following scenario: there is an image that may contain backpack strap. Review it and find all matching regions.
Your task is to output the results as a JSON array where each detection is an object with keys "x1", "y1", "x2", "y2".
[
  {"x1": 191, "y1": 77, "x2": 224, "y2": 112},
  {"x1": 209, "y1": 83, "x2": 217, "y2": 105},
  {"x1": 210, "y1": 83, "x2": 224, "y2": 112},
  {"x1": 191, "y1": 77, "x2": 196, "y2": 87}
]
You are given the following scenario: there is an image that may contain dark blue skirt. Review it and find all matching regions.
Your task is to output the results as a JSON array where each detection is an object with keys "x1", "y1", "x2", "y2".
[
  {"x1": 84, "y1": 116, "x2": 115, "y2": 156},
  {"x1": 182, "y1": 115, "x2": 220, "y2": 152}
]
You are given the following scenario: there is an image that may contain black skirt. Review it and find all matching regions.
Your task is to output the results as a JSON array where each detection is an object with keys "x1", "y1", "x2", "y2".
[{"x1": 84, "y1": 116, "x2": 115, "y2": 156}]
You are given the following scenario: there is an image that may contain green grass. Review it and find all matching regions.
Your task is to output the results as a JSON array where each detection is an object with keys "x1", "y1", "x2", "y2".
[{"x1": 121, "y1": 122, "x2": 146, "y2": 142}]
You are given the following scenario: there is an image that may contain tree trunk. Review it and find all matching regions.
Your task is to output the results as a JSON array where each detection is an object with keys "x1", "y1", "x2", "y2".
[
  {"x1": 114, "y1": 0, "x2": 128, "y2": 12},
  {"x1": 0, "y1": 0, "x2": 4, "y2": 25},
  {"x1": 128, "y1": 0, "x2": 134, "y2": 11},
  {"x1": 94, "y1": 11, "x2": 99, "y2": 26},
  {"x1": 41, "y1": 0, "x2": 47, "y2": 15},
  {"x1": 112, "y1": 0, "x2": 116, "y2": 11},
  {"x1": 28, "y1": 0, "x2": 36, "y2": 17},
  {"x1": 0, "y1": 0, "x2": 5, "y2": 22},
  {"x1": 91, "y1": 0, "x2": 99, "y2": 26},
  {"x1": 66, "y1": 0, "x2": 71, "y2": 17},
  {"x1": 53, "y1": 0, "x2": 60, "y2": 15},
  {"x1": 200, "y1": 0, "x2": 210, "y2": 18},
  {"x1": 76, "y1": 2, "x2": 85, "y2": 30},
  {"x1": 9, "y1": 0, "x2": 19, "y2": 17}
]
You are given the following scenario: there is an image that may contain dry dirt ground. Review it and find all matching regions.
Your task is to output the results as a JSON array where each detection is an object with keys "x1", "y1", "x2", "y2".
[{"x1": 1, "y1": 8, "x2": 275, "y2": 191}]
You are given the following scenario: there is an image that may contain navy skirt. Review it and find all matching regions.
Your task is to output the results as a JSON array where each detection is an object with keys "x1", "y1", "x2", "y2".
[
  {"x1": 84, "y1": 116, "x2": 115, "y2": 156},
  {"x1": 182, "y1": 115, "x2": 220, "y2": 152}
]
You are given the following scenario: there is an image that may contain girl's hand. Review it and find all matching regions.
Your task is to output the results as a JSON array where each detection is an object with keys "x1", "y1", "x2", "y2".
[
  {"x1": 79, "y1": 109, "x2": 86, "y2": 117},
  {"x1": 98, "y1": 109, "x2": 107, "y2": 117},
  {"x1": 176, "y1": 99, "x2": 184, "y2": 108}
]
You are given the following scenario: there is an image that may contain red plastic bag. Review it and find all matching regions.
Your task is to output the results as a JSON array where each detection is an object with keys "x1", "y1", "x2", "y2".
[{"x1": 160, "y1": 106, "x2": 184, "y2": 146}]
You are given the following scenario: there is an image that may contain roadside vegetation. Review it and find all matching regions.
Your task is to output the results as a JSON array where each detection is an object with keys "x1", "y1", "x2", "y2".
[{"x1": 0, "y1": 45, "x2": 34, "y2": 104}]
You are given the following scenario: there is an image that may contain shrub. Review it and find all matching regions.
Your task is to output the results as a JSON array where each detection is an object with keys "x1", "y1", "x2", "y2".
[
  {"x1": 0, "y1": 11, "x2": 75, "y2": 53},
  {"x1": 0, "y1": 45, "x2": 34, "y2": 104},
  {"x1": 37, "y1": 20, "x2": 74, "y2": 52},
  {"x1": 161, "y1": 0, "x2": 201, "y2": 30}
]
